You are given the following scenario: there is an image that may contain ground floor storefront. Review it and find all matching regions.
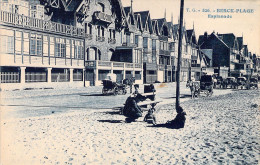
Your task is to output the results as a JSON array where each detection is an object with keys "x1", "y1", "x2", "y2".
[
  {"x1": 85, "y1": 60, "x2": 143, "y2": 86},
  {"x1": 0, "y1": 66, "x2": 84, "y2": 90}
]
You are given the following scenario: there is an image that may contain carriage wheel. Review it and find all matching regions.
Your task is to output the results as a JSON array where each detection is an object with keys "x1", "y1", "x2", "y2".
[
  {"x1": 113, "y1": 87, "x2": 118, "y2": 96},
  {"x1": 209, "y1": 91, "x2": 213, "y2": 97},
  {"x1": 205, "y1": 90, "x2": 210, "y2": 97},
  {"x1": 194, "y1": 91, "x2": 199, "y2": 98},
  {"x1": 102, "y1": 88, "x2": 106, "y2": 95}
]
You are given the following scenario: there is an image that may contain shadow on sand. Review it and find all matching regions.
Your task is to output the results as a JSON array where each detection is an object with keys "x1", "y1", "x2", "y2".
[
  {"x1": 97, "y1": 120, "x2": 124, "y2": 123},
  {"x1": 163, "y1": 94, "x2": 191, "y2": 99},
  {"x1": 101, "y1": 111, "x2": 121, "y2": 115},
  {"x1": 80, "y1": 93, "x2": 107, "y2": 97},
  {"x1": 147, "y1": 123, "x2": 183, "y2": 129}
]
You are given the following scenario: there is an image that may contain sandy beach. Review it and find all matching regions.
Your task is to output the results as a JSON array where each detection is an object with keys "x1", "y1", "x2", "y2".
[{"x1": 1, "y1": 89, "x2": 259, "y2": 165}]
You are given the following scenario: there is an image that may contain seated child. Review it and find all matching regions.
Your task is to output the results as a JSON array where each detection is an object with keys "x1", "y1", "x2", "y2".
[{"x1": 144, "y1": 108, "x2": 156, "y2": 125}]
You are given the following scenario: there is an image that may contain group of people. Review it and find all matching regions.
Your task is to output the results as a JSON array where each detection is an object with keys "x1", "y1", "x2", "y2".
[{"x1": 122, "y1": 84, "x2": 157, "y2": 124}]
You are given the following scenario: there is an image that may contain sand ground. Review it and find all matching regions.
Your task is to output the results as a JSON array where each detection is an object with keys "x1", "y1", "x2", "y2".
[{"x1": 1, "y1": 89, "x2": 259, "y2": 165}]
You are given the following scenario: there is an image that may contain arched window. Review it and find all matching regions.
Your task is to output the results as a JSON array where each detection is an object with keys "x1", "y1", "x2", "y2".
[
  {"x1": 87, "y1": 47, "x2": 96, "y2": 60},
  {"x1": 97, "y1": 3, "x2": 105, "y2": 12},
  {"x1": 98, "y1": 49, "x2": 101, "y2": 60},
  {"x1": 108, "y1": 49, "x2": 114, "y2": 61}
]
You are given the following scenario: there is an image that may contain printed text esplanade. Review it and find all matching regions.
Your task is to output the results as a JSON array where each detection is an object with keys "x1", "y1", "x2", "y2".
[{"x1": 0, "y1": 0, "x2": 258, "y2": 90}]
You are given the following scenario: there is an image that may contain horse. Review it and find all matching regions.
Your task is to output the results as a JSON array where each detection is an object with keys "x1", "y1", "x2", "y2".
[{"x1": 187, "y1": 80, "x2": 200, "y2": 99}]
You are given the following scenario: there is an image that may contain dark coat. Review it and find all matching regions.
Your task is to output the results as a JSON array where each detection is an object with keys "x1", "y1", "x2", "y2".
[{"x1": 123, "y1": 96, "x2": 143, "y2": 119}]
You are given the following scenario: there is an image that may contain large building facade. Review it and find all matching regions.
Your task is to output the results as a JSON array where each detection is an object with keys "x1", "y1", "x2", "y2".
[
  {"x1": 1, "y1": 0, "x2": 257, "y2": 90},
  {"x1": 0, "y1": 0, "x2": 85, "y2": 90}
]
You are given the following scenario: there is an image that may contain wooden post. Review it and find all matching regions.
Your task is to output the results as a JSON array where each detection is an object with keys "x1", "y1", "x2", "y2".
[{"x1": 176, "y1": 0, "x2": 185, "y2": 112}]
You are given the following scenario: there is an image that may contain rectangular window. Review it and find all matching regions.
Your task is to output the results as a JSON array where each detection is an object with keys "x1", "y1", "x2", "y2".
[
  {"x1": 152, "y1": 39, "x2": 156, "y2": 50},
  {"x1": 15, "y1": 31, "x2": 22, "y2": 54},
  {"x1": 37, "y1": 35, "x2": 42, "y2": 56},
  {"x1": 43, "y1": 35, "x2": 48, "y2": 56},
  {"x1": 30, "y1": 4, "x2": 44, "y2": 19},
  {"x1": 97, "y1": 26, "x2": 101, "y2": 37},
  {"x1": 143, "y1": 37, "x2": 148, "y2": 48},
  {"x1": 113, "y1": 30, "x2": 115, "y2": 39},
  {"x1": 134, "y1": 49, "x2": 141, "y2": 63},
  {"x1": 30, "y1": 34, "x2": 36, "y2": 55},
  {"x1": 66, "y1": 39, "x2": 71, "y2": 59},
  {"x1": 135, "y1": 35, "x2": 139, "y2": 46},
  {"x1": 55, "y1": 38, "x2": 65, "y2": 58},
  {"x1": 50, "y1": 37, "x2": 54, "y2": 57},
  {"x1": 74, "y1": 40, "x2": 84, "y2": 59},
  {"x1": 0, "y1": 29, "x2": 14, "y2": 54},
  {"x1": 30, "y1": 34, "x2": 42, "y2": 56},
  {"x1": 88, "y1": 24, "x2": 92, "y2": 34},
  {"x1": 149, "y1": 38, "x2": 152, "y2": 49}
]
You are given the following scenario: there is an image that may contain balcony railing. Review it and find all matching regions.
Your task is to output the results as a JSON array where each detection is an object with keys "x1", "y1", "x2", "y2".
[
  {"x1": 25, "y1": 72, "x2": 47, "y2": 82},
  {"x1": 113, "y1": 62, "x2": 124, "y2": 68},
  {"x1": 191, "y1": 64, "x2": 201, "y2": 67},
  {"x1": 158, "y1": 35, "x2": 168, "y2": 41},
  {"x1": 143, "y1": 48, "x2": 152, "y2": 54},
  {"x1": 159, "y1": 49, "x2": 170, "y2": 56},
  {"x1": 158, "y1": 64, "x2": 165, "y2": 70},
  {"x1": 125, "y1": 63, "x2": 134, "y2": 68},
  {"x1": 96, "y1": 36, "x2": 105, "y2": 42},
  {"x1": 167, "y1": 65, "x2": 172, "y2": 70},
  {"x1": 73, "y1": 73, "x2": 83, "y2": 81},
  {"x1": 108, "y1": 38, "x2": 116, "y2": 44},
  {"x1": 51, "y1": 73, "x2": 70, "y2": 82},
  {"x1": 135, "y1": 63, "x2": 142, "y2": 68},
  {"x1": 85, "y1": 60, "x2": 142, "y2": 70},
  {"x1": 122, "y1": 42, "x2": 137, "y2": 47},
  {"x1": 94, "y1": 11, "x2": 112, "y2": 24},
  {"x1": 0, "y1": 10, "x2": 85, "y2": 38},
  {"x1": 0, "y1": 72, "x2": 20, "y2": 83},
  {"x1": 98, "y1": 61, "x2": 111, "y2": 67}
]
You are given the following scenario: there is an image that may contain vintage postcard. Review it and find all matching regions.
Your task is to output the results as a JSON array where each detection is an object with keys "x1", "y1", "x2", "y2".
[{"x1": 0, "y1": 0, "x2": 259, "y2": 164}]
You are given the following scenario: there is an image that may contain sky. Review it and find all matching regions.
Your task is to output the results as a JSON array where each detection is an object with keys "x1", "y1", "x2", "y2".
[{"x1": 121, "y1": 0, "x2": 260, "y2": 56}]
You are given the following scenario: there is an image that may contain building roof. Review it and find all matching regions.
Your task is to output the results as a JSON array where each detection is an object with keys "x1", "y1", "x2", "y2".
[
  {"x1": 186, "y1": 29, "x2": 193, "y2": 40},
  {"x1": 153, "y1": 18, "x2": 166, "y2": 32},
  {"x1": 198, "y1": 35, "x2": 205, "y2": 46},
  {"x1": 134, "y1": 11, "x2": 149, "y2": 29},
  {"x1": 66, "y1": 0, "x2": 83, "y2": 12},
  {"x1": 124, "y1": 7, "x2": 131, "y2": 16},
  {"x1": 186, "y1": 29, "x2": 197, "y2": 45},
  {"x1": 217, "y1": 33, "x2": 237, "y2": 48},
  {"x1": 237, "y1": 37, "x2": 243, "y2": 50},
  {"x1": 200, "y1": 32, "x2": 229, "y2": 50}
]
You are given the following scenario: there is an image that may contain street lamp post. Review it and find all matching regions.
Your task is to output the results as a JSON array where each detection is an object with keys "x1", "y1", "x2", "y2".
[
  {"x1": 176, "y1": 0, "x2": 184, "y2": 111},
  {"x1": 166, "y1": 0, "x2": 186, "y2": 129}
]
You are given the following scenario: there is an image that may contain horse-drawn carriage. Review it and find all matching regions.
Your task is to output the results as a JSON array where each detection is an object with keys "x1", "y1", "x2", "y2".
[
  {"x1": 186, "y1": 75, "x2": 214, "y2": 98},
  {"x1": 102, "y1": 73, "x2": 127, "y2": 95},
  {"x1": 236, "y1": 77, "x2": 247, "y2": 89},
  {"x1": 249, "y1": 77, "x2": 258, "y2": 89},
  {"x1": 215, "y1": 76, "x2": 223, "y2": 89},
  {"x1": 199, "y1": 75, "x2": 214, "y2": 96},
  {"x1": 223, "y1": 77, "x2": 237, "y2": 89},
  {"x1": 102, "y1": 80, "x2": 127, "y2": 95}
]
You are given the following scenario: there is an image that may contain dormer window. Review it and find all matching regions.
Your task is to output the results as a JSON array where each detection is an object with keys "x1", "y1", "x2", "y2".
[
  {"x1": 30, "y1": 4, "x2": 44, "y2": 19},
  {"x1": 162, "y1": 25, "x2": 168, "y2": 36},
  {"x1": 146, "y1": 24, "x2": 149, "y2": 31}
]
